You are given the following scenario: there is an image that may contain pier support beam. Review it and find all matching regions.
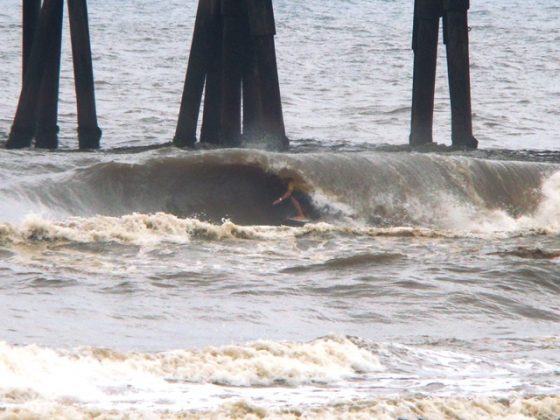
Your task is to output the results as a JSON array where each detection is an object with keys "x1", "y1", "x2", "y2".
[
  {"x1": 22, "y1": 0, "x2": 42, "y2": 80},
  {"x1": 200, "y1": 1, "x2": 223, "y2": 145},
  {"x1": 220, "y1": 0, "x2": 243, "y2": 146},
  {"x1": 9, "y1": 0, "x2": 61, "y2": 148},
  {"x1": 68, "y1": 0, "x2": 102, "y2": 149},
  {"x1": 173, "y1": 0, "x2": 214, "y2": 147},
  {"x1": 443, "y1": 0, "x2": 477, "y2": 148},
  {"x1": 35, "y1": 0, "x2": 63, "y2": 149},
  {"x1": 409, "y1": 0, "x2": 477, "y2": 148},
  {"x1": 410, "y1": 0, "x2": 441, "y2": 146},
  {"x1": 174, "y1": 0, "x2": 287, "y2": 150},
  {"x1": 246, "y1": 0, "x2": 287, "y2": 149},
  {"x1": 8, "y1": 0, "x2": 101, "y2": 149}
]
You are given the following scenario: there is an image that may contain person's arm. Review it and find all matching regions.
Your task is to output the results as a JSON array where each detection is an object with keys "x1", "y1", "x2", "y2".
[{"x1": 273, "y1": 182, "x2": 294, "y2": 205}]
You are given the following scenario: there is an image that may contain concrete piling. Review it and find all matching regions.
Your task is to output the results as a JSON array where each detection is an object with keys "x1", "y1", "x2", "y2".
[
  {"x1": 35, "y1": 0, "x2": 63, "y2": 149},
  {"x1": 410, "y1": 0, "x2": 441, "y2": 146},
  {"x1": 409, "y1": 0, "x2": 477, "y2": 148},
  {"x1": 200, "y1": 2, "x2": 223, "y2": 145},
  {"x1": 220, "y1": 0, "x2": 243, "y2": 147},
  {"x1": 68, "y1": 0, "x2": 102, "y2": 149},
  {"x1": 8, "y1": 0, "x2": 61, "y2": 148},
  {"x1": 443, "y1": 0, "x2": 477, "y2": 148},
  {"x1": 241, "y1": 30, "x2": 260, "y2": 140},
  {"x1": 173, "y1": 0, "x2": 214, "y2": 147},
  {"x1": 8, "y1": 0, "x2": 100, "y2": 149},
  {"x1": 249, "y1": 36, "x2": 286, "y2": 148},
  {"x1": 22, "y1": 0, "x2": 41, "y2": 81},
  {"x1": 245, "y1": 0, "x2": 286, "y2": 148},
  {"x1": 175, "y1": 0, "x2": 287, "y2": 149}
]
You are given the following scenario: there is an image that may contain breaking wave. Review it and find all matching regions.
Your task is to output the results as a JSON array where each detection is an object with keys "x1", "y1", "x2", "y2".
[
  {"x1": 1, "y1": 336, "x2": 559, "y2": 418},
  {"x1": 0, "y1": 213, "x2": 460, "y2": 247},
  {"x1": 1, "y1": 396, "x2": 558, "y2": 419},
  {"x1": 0, "y1": 149, "x2": 559, "y2": 234}
]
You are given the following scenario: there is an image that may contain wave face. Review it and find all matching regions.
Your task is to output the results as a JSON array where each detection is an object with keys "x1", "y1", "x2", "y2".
[{"x1": 0, "y1": 149, "x2": 557, "y2": 231}]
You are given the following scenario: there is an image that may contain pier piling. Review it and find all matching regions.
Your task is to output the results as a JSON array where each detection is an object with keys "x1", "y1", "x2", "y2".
[
  {"x1": 9, "y1": 0, "x2": 60, "y2": 148},
  {"x1": 220, "y1": 0, "x2": 243, "y2": 146},
  {"x1": 8, "y1": 0, "x2": 101, "y2": 149},
  {"x1": 12, "y1": 0, "x2": 481, "y2": 150},
  {"x1": 173, "y1": 0, "x2": 214, "y2": 147},
  {"x1": 443, "y1": 0, "x2": 477, "y2": 148},
  {"x1": 241, "y1": 29, "x2": 260, "y2": 140},
  {"x1": 247, "y1": 0, "x2": 286, "y2": 148},
  {"x1": 409, "y1": 0, "x2": 477, "y2": 148},
  {"x1": 22, "y1": 0, "x2": 41, "y2": 81},
  {"x1": 35, "y1": 0, "x2": 63, "y2": 149},
  {"x1": 68, "y1": 0, "x2": 102, "y2": 149},
  {"x1": 410, "y1": 0, "x2": 441, "y2": 146},
  {"x1": 174, "y1": 0, "x2": 287, "y2": 149},
  {"x1": 200, "y1": 2, "x2": 223, "y2": 145}
]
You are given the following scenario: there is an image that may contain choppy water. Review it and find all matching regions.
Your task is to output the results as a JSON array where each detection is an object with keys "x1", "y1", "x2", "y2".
[{"x1": 1, "y1": 1, "x2": 560, "y2": 419}]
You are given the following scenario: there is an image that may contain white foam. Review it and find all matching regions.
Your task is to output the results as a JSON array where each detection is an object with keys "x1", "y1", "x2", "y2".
[
  {"x1": 0, "y1": 336, "x2": 382, "y2": 390},
  {"x1": 0, "y1": 337, "x2": 383, "y2": 414},
  {"x1": 441, "y1": 170, "x2": 560, "y2": 235},
  {"x1": 0, "y1": 212, "x2": 456, "y2": 252},
  {"x1": 527, "y1": 169, "x2": 560, "y2": 230},
  {"x1": 1, "y1": 395, "x2": 559, "y2": 419},
  {"x1": 0, "y1": 213, "x2": 292, "y2": 246},
  {"x1": 1, "y1": 337, "x2": 559, "y2": 417}
]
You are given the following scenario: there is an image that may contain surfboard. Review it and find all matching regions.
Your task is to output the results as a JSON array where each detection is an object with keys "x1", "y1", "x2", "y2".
[{"x1": 282, "y1": 217, "x2": 310, "y2": 227}]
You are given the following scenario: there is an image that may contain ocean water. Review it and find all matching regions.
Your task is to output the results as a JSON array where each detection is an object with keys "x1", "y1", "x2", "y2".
[{"x1": 1, "y1": 0, "x2": 560, "y2": 419}]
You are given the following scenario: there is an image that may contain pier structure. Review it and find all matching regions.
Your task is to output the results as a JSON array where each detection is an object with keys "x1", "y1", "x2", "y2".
[
  {"x1": 409, "y1": 0, "x2": 477, "y2": 148},
  {"x1": 173, "y1": 0, "x2": 288, "y2": 150},
  {"x1": 6, "y1": 0, "x2": 479, "y2": 150},
  {"x1": 8, "y1": 0, "x2": 101, "y2": 149}
]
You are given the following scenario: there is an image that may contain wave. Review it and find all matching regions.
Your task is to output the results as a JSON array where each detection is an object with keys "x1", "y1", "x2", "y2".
[
  {"x1": 0, "y1": 336, "x2": 558, "y2": 418},
  {"x1": 5, "y1": 210, "x2": 558, "y2": 249},
  {"x1": 0, "y1": 213, "x2": 463, "y2": 247},
  {"x1": 1, "y1": 396, "x2": 558, "y2": 419},
  {"x1": 0, "y1": 337, "x2": 381, "y2": 391},
  {"x1": 0, "y1": 149, "x2": 559, "y2": 232}
]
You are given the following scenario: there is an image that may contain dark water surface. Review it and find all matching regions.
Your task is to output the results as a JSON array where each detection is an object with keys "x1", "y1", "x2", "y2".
[{"x1": 0, "y1": 1, "x2": 559, "y2": 418}]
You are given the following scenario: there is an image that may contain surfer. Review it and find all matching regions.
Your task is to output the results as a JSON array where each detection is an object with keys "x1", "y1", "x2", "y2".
[{"x1": 272, "y1": 179, "x2": 309, "y2": 220}]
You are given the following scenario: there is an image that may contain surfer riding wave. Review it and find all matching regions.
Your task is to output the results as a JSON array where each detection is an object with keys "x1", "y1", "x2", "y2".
[{"x1": 272, "y1": 178, "x2": 313, "y2": 221}]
